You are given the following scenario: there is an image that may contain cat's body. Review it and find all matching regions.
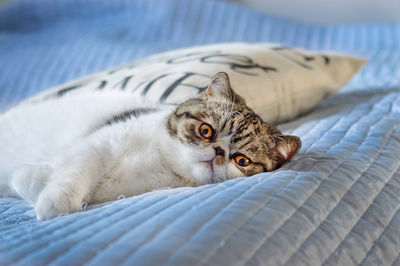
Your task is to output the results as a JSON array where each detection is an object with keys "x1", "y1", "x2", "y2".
[
  {"x1": 0, "y1": 93, "x2": 192, "y2": 209},
  {"x1": 0, "y1": 73, "x2": 301, "y2": 220},
  {"x1": 0, "y1": 92, "x2": 167, "y2": 196}
]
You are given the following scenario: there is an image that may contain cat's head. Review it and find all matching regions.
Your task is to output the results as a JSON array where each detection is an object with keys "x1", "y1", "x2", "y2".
[{"x1": 166, "y1": 72, "x2": 301, "y2": 184}]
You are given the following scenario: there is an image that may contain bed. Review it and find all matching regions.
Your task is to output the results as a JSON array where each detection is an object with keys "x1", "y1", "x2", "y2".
[{"x1": 1, "y1": 0, "x2": 400, "y2": 265}]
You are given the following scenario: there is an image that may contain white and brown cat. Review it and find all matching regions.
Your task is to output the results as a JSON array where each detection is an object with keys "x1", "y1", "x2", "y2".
[{"x1": 0, "y1": 72, "x2": 301, "y2": 220}]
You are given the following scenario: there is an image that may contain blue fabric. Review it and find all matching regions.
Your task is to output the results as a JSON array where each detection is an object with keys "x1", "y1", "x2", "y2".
[
  {"x1": 1, "y1": 0, "x2": 400, "y2": 111},
  {"x1": 1, "y1": 0, "x2": 400, "y2": 265}
]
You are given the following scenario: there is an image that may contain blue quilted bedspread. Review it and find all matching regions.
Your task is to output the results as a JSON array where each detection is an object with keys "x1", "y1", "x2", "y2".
[{"x1": 1, "y1": 0, "x2": 400, "y2": 265}]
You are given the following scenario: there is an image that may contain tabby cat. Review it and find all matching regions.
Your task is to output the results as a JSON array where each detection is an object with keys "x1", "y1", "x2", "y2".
[{"x1": 0, "y1": 72, "x2": 300, "y2": 220}]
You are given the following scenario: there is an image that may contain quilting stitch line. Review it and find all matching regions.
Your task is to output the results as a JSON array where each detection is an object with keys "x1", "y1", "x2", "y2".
[
  {"x1": 116, "y1": 178, "x2": 257, "y2": 265},
  {"x1": 282, "y1": 119, "x2": 399, "y2": 266},
  {"x1": 239, "y1": 100, "x2": 388, "y2": 265},
  {"x1": 351, "y1": 172, "x2": 400, "y2": 265},
  {"x1": 200, "y1": 104, "x2": 376, "y2": 265},
  {"x1": 81, "y1": 178, "x2": 251, "y2": 265},
  {"x1": 10, "y1": 195, "x2": 168, "y2": 264},
  {"x1": 42, "y1": 191, "x2": 206, "y2": 265}
]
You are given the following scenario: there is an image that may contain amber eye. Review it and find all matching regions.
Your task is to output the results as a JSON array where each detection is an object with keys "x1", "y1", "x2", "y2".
[
  {"x1": 233, "y1": 154, "x2": 251, "y2": 167},
  {"x1": 199, "y1": 123, "x2": 214, "y2": 139}
]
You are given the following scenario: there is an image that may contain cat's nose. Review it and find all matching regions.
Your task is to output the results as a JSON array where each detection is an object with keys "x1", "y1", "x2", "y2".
[{"x1": 214, "y1": 146, "x2": 225, "y2": 156}]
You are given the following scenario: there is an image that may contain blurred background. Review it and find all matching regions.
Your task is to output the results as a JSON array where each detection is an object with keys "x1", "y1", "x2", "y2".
[
  {"x1": 233, "y1": 0, "x2": 400, "y2": 24},
  {"x1": 1, "y1": 0, "x2": 400, "y2": 111}
]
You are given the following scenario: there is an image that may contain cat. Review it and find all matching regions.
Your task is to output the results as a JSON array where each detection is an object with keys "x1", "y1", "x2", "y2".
[{"x1": 0, "y1": 72, "x2": 301, "y2": 220}]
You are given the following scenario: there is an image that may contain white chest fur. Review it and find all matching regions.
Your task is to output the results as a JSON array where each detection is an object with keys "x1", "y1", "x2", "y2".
[{"x1": 88, "y1": 111, "x2": 189, "y2": 203}]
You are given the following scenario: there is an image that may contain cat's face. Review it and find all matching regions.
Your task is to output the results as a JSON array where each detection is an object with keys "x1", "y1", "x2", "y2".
[{"x1": 166, "y1": 72, "x2": 301, "y2": 184}]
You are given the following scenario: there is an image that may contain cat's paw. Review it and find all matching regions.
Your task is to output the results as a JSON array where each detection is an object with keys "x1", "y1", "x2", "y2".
[
  {"x1": 35, "y1": 186, "x2": 81, "y2": 220},
  {"x1": 11, "y1": 163, "x2": 53, "y2": 204}
]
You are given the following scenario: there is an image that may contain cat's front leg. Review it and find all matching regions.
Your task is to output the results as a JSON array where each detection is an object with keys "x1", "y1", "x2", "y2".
[
  {"x1": 35, "y1": 145, "x2": 109, "y2": 220},
  {"x1": 35, "y1": 173, "x2": 84, "y2": 220},
  {"x1": 11, "y1": 162, "x2": 53, "y2": 204}
]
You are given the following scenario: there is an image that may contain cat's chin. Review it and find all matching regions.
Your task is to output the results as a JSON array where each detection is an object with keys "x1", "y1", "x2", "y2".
[{"x1": 190, "y1": 161, "x2": 215, "y2": 184}]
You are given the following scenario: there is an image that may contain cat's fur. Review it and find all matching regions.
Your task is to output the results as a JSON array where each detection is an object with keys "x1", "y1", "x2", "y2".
[{"x1": 0, "y1": 72, "x2": 301, "y2": 220}]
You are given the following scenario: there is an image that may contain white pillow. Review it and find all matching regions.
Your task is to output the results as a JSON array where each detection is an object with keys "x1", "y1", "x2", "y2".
[{"x1": 26, "y1": 43, "x2": 365, "y2": 123}]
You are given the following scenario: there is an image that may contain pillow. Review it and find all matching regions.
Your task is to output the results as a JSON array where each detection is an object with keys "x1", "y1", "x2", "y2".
[{"x1": 25, "y1": 43, "x2": 365, "y2": 123}]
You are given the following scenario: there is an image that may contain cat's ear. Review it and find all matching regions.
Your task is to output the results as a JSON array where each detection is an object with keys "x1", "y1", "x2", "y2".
[
  {"x1": 202, "y1": 72, "x2": 245, "y2": 104},
  {"x1": 274, "y1": 135, "x2": 301, "y2": 166}
]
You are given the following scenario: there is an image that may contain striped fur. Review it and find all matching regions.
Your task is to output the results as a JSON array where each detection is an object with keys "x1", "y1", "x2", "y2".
[
  {"x1": 0, "y1": 73, "x2": 301, "y2": 220},
  {"x1": 167, "y1": 72, "x2": 301, "y2": 179}
]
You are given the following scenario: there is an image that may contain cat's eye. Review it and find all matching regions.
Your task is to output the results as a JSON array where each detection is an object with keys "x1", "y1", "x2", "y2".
[
  {"x1": 233, "y1": 153, "x2": 251, "y2": 167},
  {"x1": 199, "y1": 123, "x2": 214, "y2": 139}
]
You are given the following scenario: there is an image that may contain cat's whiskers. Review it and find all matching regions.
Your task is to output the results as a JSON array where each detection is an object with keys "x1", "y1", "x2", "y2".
[
  {"x1": 233, "y1": 110, "x2": 245, "y2": 120},
  {"x1": 220, "y1": 100, "x2": 235, "y2": 131},
  {"x1": 215, "y1": 165, "x2": 227, "y2": 183},
  {"x1": 227, "y1": 95, "x2": 245, "y2": 123}
]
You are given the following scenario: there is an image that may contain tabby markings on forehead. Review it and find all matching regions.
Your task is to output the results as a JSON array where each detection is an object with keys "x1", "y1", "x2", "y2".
[
  {"x1": 237, "y1": 138, "x2": 254, "y2": 150},
  {"x1": 174, "y1": 101, "x2": 204, "y2": 121},
  {"x1": 232, "y1": 132, "x2": 252, "y2": 144},
  {"x1": 174, "y1": 111, "x2": 202, "y2": 122}
]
